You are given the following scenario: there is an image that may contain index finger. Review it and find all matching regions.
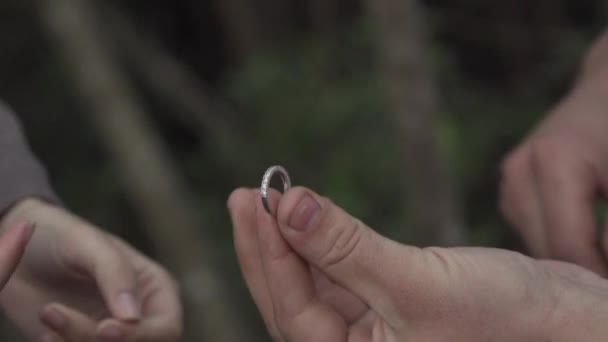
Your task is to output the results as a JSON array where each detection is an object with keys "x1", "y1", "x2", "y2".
[
  {"x1": 229, "y1": 188, "x2": 282, "y2": 340},
  {"x1": 255, "y1": 188, "x2": 348, "y2": 341}
]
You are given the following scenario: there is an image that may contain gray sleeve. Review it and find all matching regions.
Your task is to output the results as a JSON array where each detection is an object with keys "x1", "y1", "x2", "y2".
[{"x1": 0, "y1": 104, "x2": 58, "y2": 214}]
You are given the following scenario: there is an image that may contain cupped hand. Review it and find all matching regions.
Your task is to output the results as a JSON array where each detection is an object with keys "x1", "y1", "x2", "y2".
[
  {"x1": 0, "y1": 198, "x2": 182, "y2": 342},
  {"x1": 229, "y1": 187, "x2": 608, "y2": 341},
  {"x1": 500, "y1": 75, "x2": 608, "y2": 275}
]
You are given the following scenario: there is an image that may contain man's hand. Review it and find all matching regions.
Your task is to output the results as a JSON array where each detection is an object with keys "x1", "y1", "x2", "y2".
[
  {"x1": 500, "y1": 32, "x2": 608, "y2": 275},
  {"x1": 500, "y1": 67, "x2": 608, "y2": 275},
  {"x1": 229, "y1": 187, "x2": 608, "y2": 341},
  {"x1": 0, "y1": 199, "x2": 183, "y2": 342}
]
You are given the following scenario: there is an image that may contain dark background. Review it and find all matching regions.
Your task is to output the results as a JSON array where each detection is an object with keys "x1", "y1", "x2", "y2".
[{"x1": 0, "y1": 0, "x2": 605, "y2": 340}]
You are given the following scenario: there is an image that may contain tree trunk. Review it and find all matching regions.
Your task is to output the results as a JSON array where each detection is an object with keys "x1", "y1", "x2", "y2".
[
  {"x1": 365, "y1": 0, "x2": 467, "y2": 246},
  {"x1": 38, "y1": 0, "x2": 249, "y2": 340}
]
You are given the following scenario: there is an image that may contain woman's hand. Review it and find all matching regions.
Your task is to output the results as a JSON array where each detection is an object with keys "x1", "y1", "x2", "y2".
[
  {"x1": 0, "y1": 222, "x2": 34, "y2": 292},
  {"x1": 0, "y1": 198, "x2": 183, "y2": 342},
  {"x1": 229, "y1": 187, "x2": 608, "y2": 341}
]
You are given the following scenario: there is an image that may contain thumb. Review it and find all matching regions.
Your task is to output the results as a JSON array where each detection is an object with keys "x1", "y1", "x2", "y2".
[
  {"x1": 0, "y1": 222, "x2": 35, "y2": 289},
  {"x1": 71, "y1": 234, "x2": 141, "y2": 321},
  {"x1": 275, "y1": 187, "x2": 430, "y2": 312}
]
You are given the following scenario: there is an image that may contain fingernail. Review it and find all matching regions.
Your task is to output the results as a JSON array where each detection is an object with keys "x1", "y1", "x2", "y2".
[
  {"x1": 288, "y1": 194, "x2": 321, "y2": 231},
  {"x1": 98, "y1": 323, "x2": 125, "y2": 341},
  {"x1": 41, "y1": 307, "x2": 66, "y2": 331},
  {"x1": 116, "y1": 292, "x2": 140, "y2": 320}
]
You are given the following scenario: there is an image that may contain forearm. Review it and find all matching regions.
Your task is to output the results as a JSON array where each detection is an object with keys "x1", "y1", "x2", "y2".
[{"x1": 0, "y1": 104, "x2": 58, "y2": 216}]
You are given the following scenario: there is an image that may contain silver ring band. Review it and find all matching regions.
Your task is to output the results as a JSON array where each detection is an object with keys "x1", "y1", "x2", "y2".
[{"x1": 260, "y1": 165, "x2": 291, "y2": 215}]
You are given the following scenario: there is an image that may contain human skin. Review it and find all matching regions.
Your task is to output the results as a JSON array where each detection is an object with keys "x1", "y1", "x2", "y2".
[
  {"x1": 229, "y1": 187, "x2": 608, "y2": 341},
  {"x1": 0, "y1": 198, "x2": 183, "y2": 342},
  {"x1": 500, "y1": 31, "x2": 608, "y2": 275},
  {"x1": 0, "y1": 222, "x2": 35, "y2": 297}
]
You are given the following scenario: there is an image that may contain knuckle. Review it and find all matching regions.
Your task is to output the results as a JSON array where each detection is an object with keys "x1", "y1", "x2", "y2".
[
  {"x1": 319, "y1": 217, "x2": 365, "y2": 270},
  {"x1": 418, "y1": 247, "x2": 460, "y2": 290},
  {"x1": 421, "y1": 246, "x2": 452, "y2": 272},
  {"x1": 529, "y1": 139, "x2": 565, "y2": 172}
]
